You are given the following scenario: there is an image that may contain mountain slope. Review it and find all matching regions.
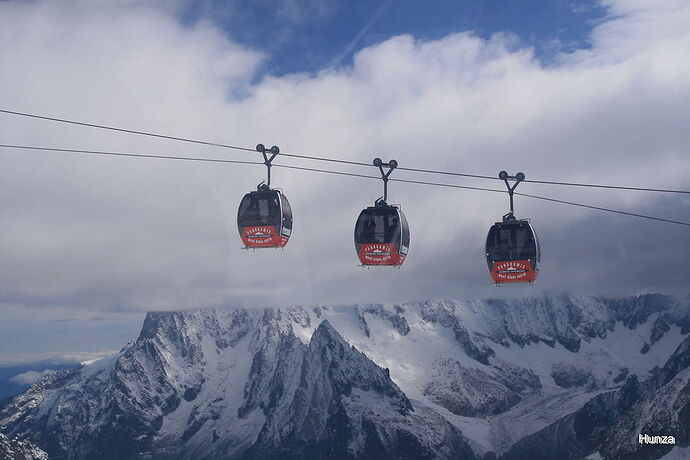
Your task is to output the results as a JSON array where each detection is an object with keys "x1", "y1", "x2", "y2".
[
  {"x1": 0, "y1": 433, "x2": 47, "y2": 460},
  {"x1": 502, "y1": 332, "x2": 690, "y2": 460},
  {"x1": 244, "y1": 320, "x2": 475, "y2": 460},
  {"x1": 0, "y1": 293, "x2": 687, "y2": 459}
]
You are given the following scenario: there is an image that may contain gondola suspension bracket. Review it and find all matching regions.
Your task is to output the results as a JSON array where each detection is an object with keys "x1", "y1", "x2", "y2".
[
  {"x1": 499, "y1": 170, "x2": 525, "y2": 221},
  {"x1": 373, "y1": 158, "x2": 398, "y2": 206},
  {"x1": 256, "y1": 143, "x2": 280, "y2": 190}
]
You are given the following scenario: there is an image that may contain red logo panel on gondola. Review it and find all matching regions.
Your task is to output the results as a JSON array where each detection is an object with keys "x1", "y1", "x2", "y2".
[
  {"x1": 241, "y1": 226, "x2": 288, "y2": 248},
  {"x1": 357, "y1": 243, "x2": 405, "y2": 266},
  {"x1": 490, "y1": 260, "x2": 537, "y2": 284}
]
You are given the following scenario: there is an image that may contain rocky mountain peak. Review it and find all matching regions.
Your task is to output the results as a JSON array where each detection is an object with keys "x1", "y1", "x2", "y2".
[
  {"x1": 1, "y1": 294, "x2": 688, "y2": 459},
  {"x1": 306, "y1": 319, "x2": 412, "y2": 414}
]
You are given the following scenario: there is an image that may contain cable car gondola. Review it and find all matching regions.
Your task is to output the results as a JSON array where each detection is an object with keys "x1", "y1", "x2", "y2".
[
  {"x1": 237, "y1": 144, "x2": 293, "y2": 249},
  {"x1": 238, "y1": 187, "x2": 292, "y2": 248},
  {"x1": 485, "y1": 171, "x2": 540, "y2": 284},
  {"x1": 354, "y1": 158, "x2": 410, "y2": 266}
]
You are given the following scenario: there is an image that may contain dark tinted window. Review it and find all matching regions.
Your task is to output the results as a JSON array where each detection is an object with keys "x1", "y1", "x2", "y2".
[
  {"x1": 518, "y1": 226, "x2": 536, "y2": 260},
  {"x1": 281, "y1": 194, "x2": 292, "y2": 230},
  {"x1": 486, "y1": 223, "x2": 536, "y2": 262},
  {"x1": 238, "y1": 192, "x2": 281, "y2": 227},
  {"x1": 400, "y1": 211, "x2": 410, "y2": 248},
  {"x1": 355, "y1": 208, "x2": 401, "y2": 245}
]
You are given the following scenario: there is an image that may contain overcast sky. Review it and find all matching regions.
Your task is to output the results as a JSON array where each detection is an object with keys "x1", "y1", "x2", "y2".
[{"x1": 0, "y1": 0, "x2": 689, "y2": 365}]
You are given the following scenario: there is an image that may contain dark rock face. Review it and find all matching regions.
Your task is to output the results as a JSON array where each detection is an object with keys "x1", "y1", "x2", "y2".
[
  {"x1": 426, "y1": 364, "x2": 518, "y2": 416},
  {"x1": 501, "y1": 334, "x2": 690, "y2": 460},
  {"x1": 244, "y1": 321, "x2": 475, "y2": 460},
  {"x1": 483, "y1": 294, "x2": 688, "y2": 356},
  {"x1": 0, "y1": 433, "x2": 48, "y2": 460},
  {"x1": 551, "y1": 363, "x2": 597, "y2": 389},
  {"x1": 0, "y1": 309, "x2": 255, "y2": 460},
  {"x1": 421, "y1": 301, "x2": 495, "y2": 364},
  {"x1": 0, "y1": 363, "x2": 161, "y2": 460},
  {"x1": 495, "y1": 361, "x2": 542, "y2": 395},
  {"x1": 613, "y1": 367, "x2": 629, "y2": 384},
  {"x1": 356, "y1": 304, "x2": 411, "y2": 336},
  {"x1": 0, "y1": 433, "x2": 47, "y2": 460},
  {"x1": 354, "y1": 307, "x2": 371, "y2": 337},
  {"x1": 651, "y1": 314, "x2": 672, "y2": 344},
  {"x1": 483, "y1": 296, "x2": 599, "y2": 353},
  {"x1": 237, "y1": 309, "x2": 306, "y2": 419},
  {"x1": 423, "y1": 359, "x2": 540, "y2": 417},
  {"x1": 606, "y1": 293, "x2": 676, "y2": 329}
]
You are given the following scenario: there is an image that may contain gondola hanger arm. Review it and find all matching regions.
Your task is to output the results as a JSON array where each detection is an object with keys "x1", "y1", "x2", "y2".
[
  {"x1": 373, "y1": 158, "x2": 398, "y2": 204},
  {"x1": 256, "y1": 143, "x2": 280, "y2": 189},
  {"x1": 499, "y1": 170, "x2": 525, "y2": 220}
]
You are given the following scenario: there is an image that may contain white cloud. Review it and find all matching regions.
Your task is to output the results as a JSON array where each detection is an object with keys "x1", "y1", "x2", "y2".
[
  {"x1": 9, "y1": 369, "x2": 54, "y2": 385},
  {"x1": 0, "y1": 351, "x2": 118, "y2": 367},
  {"x1": 0, "y1": 0, "x2": 688, "y2": 317}
]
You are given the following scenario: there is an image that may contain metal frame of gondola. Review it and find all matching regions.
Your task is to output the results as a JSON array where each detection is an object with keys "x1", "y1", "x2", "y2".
[
  {"x1": 373, "y1": 158, "x2": 398, "y2": 206},
  {"x1": 499, "y1": 170, "x2": 526, "y2": 221},
  {"x1": 255, "y1": 143, "x2": 280, "y2": 191}
]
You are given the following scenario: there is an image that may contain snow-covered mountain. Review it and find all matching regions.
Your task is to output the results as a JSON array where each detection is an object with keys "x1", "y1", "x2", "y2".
[
  {"x1": 0, "y1": 433, "x2": 47, "y2": 460},
  {"x1": 0, "y1": 293, "x2": 688, "y2": 459}
]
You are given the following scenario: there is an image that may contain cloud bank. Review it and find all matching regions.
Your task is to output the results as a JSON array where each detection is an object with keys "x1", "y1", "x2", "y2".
[
  {"x1": 9, "y1": 369, "x2": 54, "y2": 385},
  {"x1": 0, "y1": 0, "x2": 688, "y2": 317}
]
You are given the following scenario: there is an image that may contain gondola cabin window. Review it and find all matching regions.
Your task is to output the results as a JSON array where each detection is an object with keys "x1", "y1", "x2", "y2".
[
  {"x1": 238, "y1": 193, "x2": 281, "y2": 227},
  {"x1": 486, "y1": 223, "x2": 538, "y2": 263},
  {"x1": 355, "y1": 208, "x2": 399, "y2": 244}
]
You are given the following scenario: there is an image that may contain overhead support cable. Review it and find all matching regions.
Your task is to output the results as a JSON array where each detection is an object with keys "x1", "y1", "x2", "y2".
[
  {"x1": 0, "y1": 144, "x2": 262, "y2": 165},
  {"x1": 277, "y1": 164, "x2": 690, "y2": 227},
  {"x1": 0, "y1": 109, "x2": 256, "y2": 153},
  {"x1": 514, "y1": 192, "x2": 690, "y2": 227},
  {"x1": 1, "y1": 108, "x2": 688, "y2": 194},
  {"x1": 0, "y1": 142, "x2": 687, "y2": 227}
]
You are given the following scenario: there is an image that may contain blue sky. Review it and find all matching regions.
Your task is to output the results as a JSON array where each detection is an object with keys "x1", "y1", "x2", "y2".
[{"x1": 178, "y1": 0, "x2": 608, "y2": 76}]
